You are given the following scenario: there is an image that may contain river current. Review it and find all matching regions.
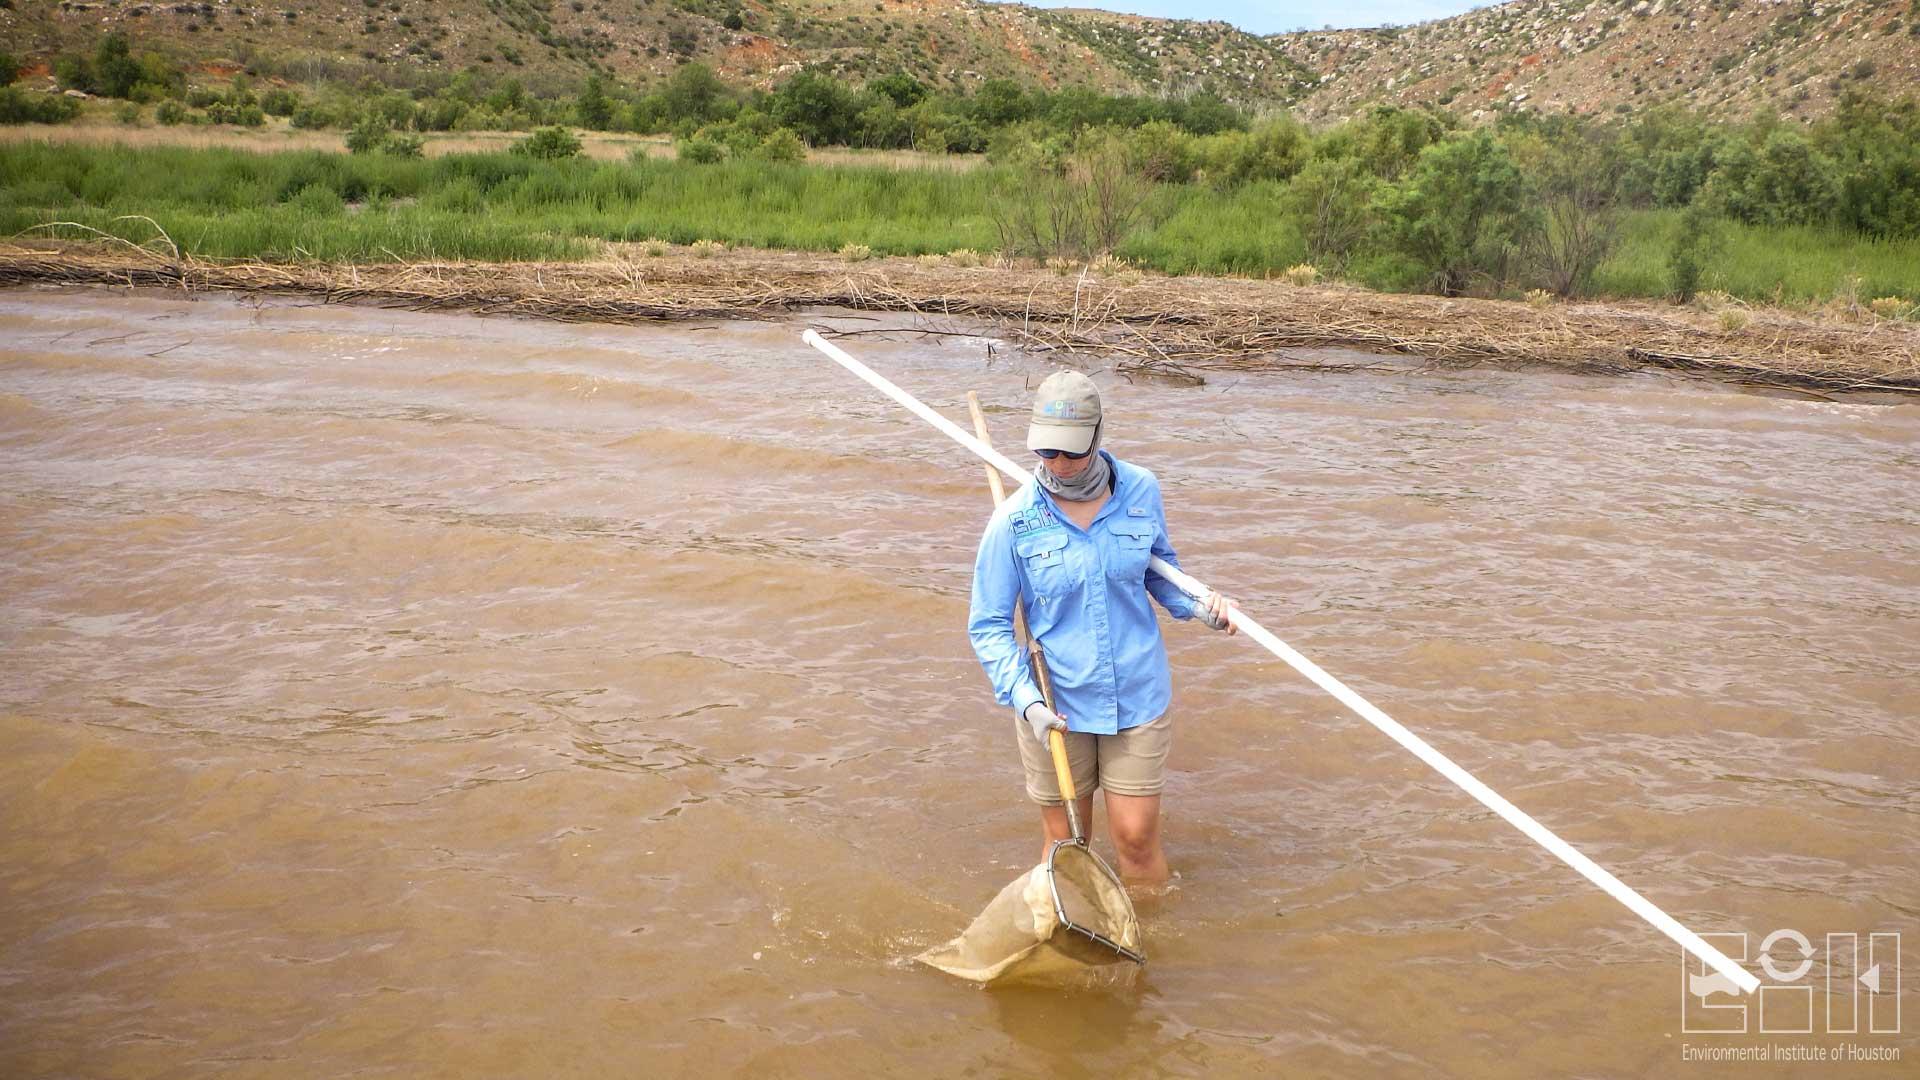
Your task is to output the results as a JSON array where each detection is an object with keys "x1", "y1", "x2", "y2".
[{"x1": 1, "y1": 286, "x2": 1915, "y2": 1077}]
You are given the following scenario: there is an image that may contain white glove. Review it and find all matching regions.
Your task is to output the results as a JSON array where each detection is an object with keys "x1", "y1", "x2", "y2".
[
  {"x1": 1023, "y1": 702, "x2": 1065, "y2": 743},
  {"x1": 1194, "y1": 591, "x2": 1236, "y2": 633}
]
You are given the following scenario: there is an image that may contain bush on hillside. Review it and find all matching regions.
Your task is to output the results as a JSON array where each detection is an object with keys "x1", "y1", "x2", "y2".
[
  {"x1": 290, "y1": 104, "x2": 334, "y2": 130},
  {"x1": 54, "y1": 55, "x2": 95, "y2": 95},
  {"x1": 0, "y1": 86, "x2": 82, "y2": 124},
  {"x1": 204, "y1": 101, "x2": 266, "y2": 127}
]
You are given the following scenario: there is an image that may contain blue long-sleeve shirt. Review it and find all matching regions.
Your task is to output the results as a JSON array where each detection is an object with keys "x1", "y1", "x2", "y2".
[{"x1": 967, "y1": 452, "x2": 1199, "y2": 735}]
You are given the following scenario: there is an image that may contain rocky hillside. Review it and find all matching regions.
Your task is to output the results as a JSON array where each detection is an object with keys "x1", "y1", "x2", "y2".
[
  {"x1": 3, "y1": 0, "x2": 1916, "y2": 119},
  {"x1": 1275, "y1": 0, "x2": 1920, "y2": 122},
  {"x1": 0, "y1": 0, "x2": 1315, "y2": 101}
]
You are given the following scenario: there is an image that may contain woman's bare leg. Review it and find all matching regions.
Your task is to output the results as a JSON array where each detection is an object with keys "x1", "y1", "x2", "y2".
[
  {"x1": 1038, "y1": 795, "x2": 1095, "y2": 860},
  {"x1": 1102, "y1": 792, "x2": 1168, "y2": 885}
]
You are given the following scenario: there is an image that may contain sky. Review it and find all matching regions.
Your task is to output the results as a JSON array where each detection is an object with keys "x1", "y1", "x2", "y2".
[{"x1": 1015, "y1": 0, "x2": 1496, "y2": 35}]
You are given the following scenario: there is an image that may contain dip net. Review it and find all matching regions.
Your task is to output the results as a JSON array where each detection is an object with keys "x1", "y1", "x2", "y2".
[{"x1": 917, "y1": 840, "x2": 1143, "y2": 986}]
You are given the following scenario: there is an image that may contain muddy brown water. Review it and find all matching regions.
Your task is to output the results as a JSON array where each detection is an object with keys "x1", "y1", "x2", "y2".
[{"x1": 1, "y1": 286, "x2": 1915, "y2": 1078}]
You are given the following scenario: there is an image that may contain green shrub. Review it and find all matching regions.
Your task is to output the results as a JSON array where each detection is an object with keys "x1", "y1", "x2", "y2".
[
  {"x1": 348, "y1": 116, "x2": 428, "y2": 156},
  {"x1": 156, "y1": 99, "x2": 187, "y2": 126},
  {"x1": 54, "y1": 55, "x2": 95, "y2": 94},
  {"x1": 1667, "y1": 200, "x2": 1725, "y2": 302},
  {"x1": 1282, "y1": 155, "x2": 1377, "y2": 271},
  {"x1": 346, "y1": 117, "x2": 392, "y2": 153},
  {"x1": 1511, "y1": 119, "x2": 1625, "y2": 297},
  {"x1": 770, "y1": 70, "x2": 857, "y2": 146},
  {"x1": 285, "y1": 181, "x2": 346, "y2": 216},
  {"x1": 290, "y1": 104, "x2": 333, "y2": 130},
  {"x1": 427, "y1": 176, "x2": 485, "y2": 213},
  {"x1": 1338, "y1": 104, "x2": 1455, "y2": 182},
  {"x1": 0, "y1": 50, "x2": 19, "y2": 87},
  {"x1": 993, "y1": 130, "x2": 1157, "y2": 261},
  {"x1": 1701, "y1": 128, "x2": 1840, "y2": 227},
  {"x1": 713, "y1": 110, "x2": 776, "y2": 156},
  {"x1": 384, "y1": 133, "x2": 425, "y2": 159},
  {"x1": 574, "y1": 74, "x2": 614, "y2": 131},
  {"x1": 93, "y1": 33, "x2": 142, "y2": 99},
  {"x1": 417, "y1": 97, "x2": 467, "y2": 132},
  {"x1": 1205, "y1": 115, "x2": 1310, "y2": 186},
  {"x1": 261, "y1": 88, "x2": 299, "y2": 117},
  {"x1": 676, "y1": 135, "x2": 725, "y2": 163},
  {"x1": 940, "y1": 118, "x2": 987, "y2": 154},
  {"x1": 755, "y1": 127, "x2": 806, "y2": 163},
  {"x1": 0, "y1": 86, "x2": 82, "y2": 124},
  {"x1": 512, "y1": 125, "x2": 583, "y2": 159},
  {"x1": 854, "y1": 95, "x2": 909, "y2": 149},
  {"x1": 1375, "y1": 131, "x2": 1535, "y2": 295},
  {"x1": 116, "y1": 101, "x2": 142, "y2": 126},
  {"x1": 1126, "y1": 120, "x2": 1195, "y2": 183},
  {"x1": 660, "y1": 62, "x2": 729, "y2": 127}
]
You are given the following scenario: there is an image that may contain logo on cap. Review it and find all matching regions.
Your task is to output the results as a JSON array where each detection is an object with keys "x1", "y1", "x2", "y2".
[{"x1": 1042, "y1": 400, "x2": 1081, "y2": 418}]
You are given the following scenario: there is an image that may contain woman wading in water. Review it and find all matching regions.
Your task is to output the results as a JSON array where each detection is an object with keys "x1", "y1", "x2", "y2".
[{"x1": 967, "y1": 371, "x2": 1235, "y2": 885}]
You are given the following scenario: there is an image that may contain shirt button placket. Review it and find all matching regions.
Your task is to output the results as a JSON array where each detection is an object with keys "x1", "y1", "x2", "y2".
[{"x1": 1092, "y1": 529, "x2": 1115, "y2": 732}]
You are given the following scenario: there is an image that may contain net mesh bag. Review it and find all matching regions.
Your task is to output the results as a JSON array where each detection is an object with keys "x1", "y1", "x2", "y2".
[{"x1": 916, "y1": 843, "x2": 1142, "y2": 986}]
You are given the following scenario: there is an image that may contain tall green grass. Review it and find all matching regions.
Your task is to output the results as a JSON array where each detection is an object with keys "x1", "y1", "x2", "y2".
[
  {"x1": 1594, "y1": 209, "x2": 1920, "y2": 303},
  {"x1": 1125, "y1": 181, "x2": 1306, "y2": 276},
  {"x1": 0, "y1": 140, "x2": 1000, "y2": 261},
  {"x1": 4, "y1": 140, "x2": 1917, "y2": 306}
]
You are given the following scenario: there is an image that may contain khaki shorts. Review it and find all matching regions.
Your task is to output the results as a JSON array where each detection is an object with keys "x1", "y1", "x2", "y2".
[{"x1": 1016, "y1": 713, "x2": 1171, "y2": 804}]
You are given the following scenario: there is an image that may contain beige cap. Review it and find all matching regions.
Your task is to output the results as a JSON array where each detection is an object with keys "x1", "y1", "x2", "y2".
[{"x1": 1026, "y1": 370, "x2": 1102, "y2": 454}]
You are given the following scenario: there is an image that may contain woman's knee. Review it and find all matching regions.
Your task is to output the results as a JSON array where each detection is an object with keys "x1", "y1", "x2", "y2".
[{"x1": 1106, "y1": 809, "x2": 1160, "y2": 858}]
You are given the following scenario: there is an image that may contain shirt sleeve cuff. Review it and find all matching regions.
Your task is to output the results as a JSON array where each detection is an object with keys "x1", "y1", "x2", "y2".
[{"x1": 1011, "y1": 681, "x2": 1044, "y2": 718}]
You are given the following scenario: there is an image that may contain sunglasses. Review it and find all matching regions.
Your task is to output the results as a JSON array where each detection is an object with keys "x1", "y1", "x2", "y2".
[{"x1": 1034, "y1": 447, "x2": 1093, "y2": 460}]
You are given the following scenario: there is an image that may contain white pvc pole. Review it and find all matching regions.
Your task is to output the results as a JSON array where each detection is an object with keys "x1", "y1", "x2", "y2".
[{"x1": 801, "y1": 328, "x2": 1760, "y2": 995}]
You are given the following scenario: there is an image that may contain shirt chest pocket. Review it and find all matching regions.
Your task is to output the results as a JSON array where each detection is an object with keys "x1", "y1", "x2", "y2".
[
  {"x1": 1105, "y1": 518, "x2": 1155, "y2": 581},
  {"x1": 1016, "y1": 531, "x2": 1074, "y2": 597}
]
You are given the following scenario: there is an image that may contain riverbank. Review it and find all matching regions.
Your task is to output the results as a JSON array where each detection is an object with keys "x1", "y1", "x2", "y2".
[
  {"x1": 5, "y1": 241, "x2": 1915, "y2": 397},
  {"x1": 7, "y1": 138, "x2": 1920, "y2": 307}
]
